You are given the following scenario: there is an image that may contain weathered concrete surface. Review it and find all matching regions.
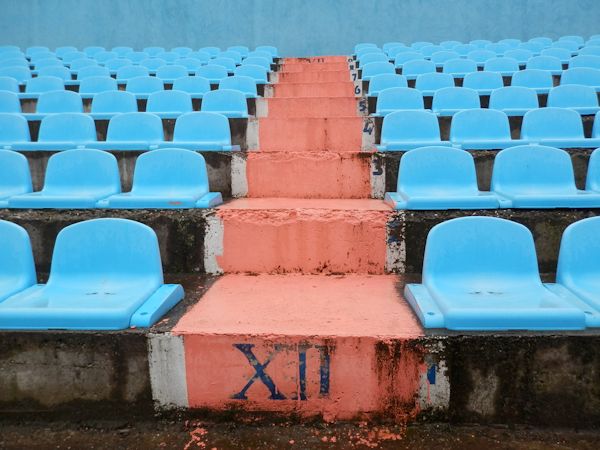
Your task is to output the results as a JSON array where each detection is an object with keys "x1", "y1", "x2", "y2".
[
  {"x1": 389, "y1": 209, "x2": 600, "y2": 275},
  {"x1": 379, "y1": 148, "x2": 596, "y2": 193},
  {"x1": 19, "y1": 150, "x2": 236, "y2": 198},
  {"x1": 0, "y1": 209, "x2": 213, "y2": 274}
]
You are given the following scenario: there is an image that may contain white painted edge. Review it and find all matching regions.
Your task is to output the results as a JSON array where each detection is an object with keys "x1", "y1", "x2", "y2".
[
  {"x1": 255, "y1": 98, "x2": 268, "y2": 117},
  {"x1": 204, "y1": 214, "x2": 224, "y2": 275},
  {"x1": 246, "y1": 117, "x2": 260, "y2": 151},
  {"x1": 361, "y1": 116, "x2": 375, "y2": 151},
  {"x1": 263, "y1": 84, "x2": 275, "y2": 98},
  {"x1": 370, "y1": 154, "x2": 385, "y2": 199},
  {"x1": 231, "y1": 152, "x2": 248, "y2": 198},
  {"x1": 148, "y1": 333, "x2": 189, "y2": 409},
  {"x1": 418, "y1": 344, "x2": 450, "y2": 410},
  {"x1": 386, "y1": 209, "x2": 405, "y2": 273}
]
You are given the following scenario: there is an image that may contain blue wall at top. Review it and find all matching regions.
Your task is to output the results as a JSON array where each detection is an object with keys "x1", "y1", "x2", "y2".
[{"x1": 2, "y1": 0, "x2": 599, "y2": 56}]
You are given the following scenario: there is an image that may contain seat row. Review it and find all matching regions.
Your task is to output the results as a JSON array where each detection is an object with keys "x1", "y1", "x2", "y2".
[
  {"x1": 373, "y1": 85, "x2": 600, "y2": 117},
  {"x1": 4, "y1": 45, "x2": 278, "y2": 59},
  {"x1": 385, "y1": 145, "x2": 600, "y2": 210},
  {"x1": 0, "y1": 148, "x2": 222, "y2": 209},
  {"x1": 378, "y1": 108, "x2": 600, "y2": 151},
  {"x1": 1, "y1": 85, "x2": 252, "y2": 118},
  {"x1": 0, "y1": 218, "x2": 184, "y2": 330},
  {"x1": 0, "y1": 62, "x2": 270, "y2": 84},
  {"x1": 407, "y1": 216, "x2": 600, "y2": 330},
  {"x1": 0, "y1": 112, "x2": 236, "y2": 151},
  {"x1": 355, "y1": 35, "x2": 597, "y2": 57},
  {"x1": 360, "y1": 59, "x2": 600, "y2": 82}
]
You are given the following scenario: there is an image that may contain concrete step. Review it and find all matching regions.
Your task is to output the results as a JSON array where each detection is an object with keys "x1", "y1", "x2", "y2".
[
  {"x1": 257, "y1": 97, "x2": 360, "y2": 118},
  {"x1": 275, "y1": 70, "x2": 351, "y2": 83},
  {"x1": 271, "y1": 82, "x2": 356, "y2": 98},
  {"x1": 280, "y1": 62, "x2": 350, "y2": 72},
  {"x1": 283, "y1": 56, "x2": 349, "y2": 64},
  {"x1": 245, "y1": 151, "x2": 372, "y2": 198},
  {"x1": 258, "y1": 117, "x2": 363, "y2": 152},
  {"x1": 207, "y1": 198, "x2": 392, "y2": 274},
  {"x1": 169, "y1": 273, "x2": 426, "y2": 420}
]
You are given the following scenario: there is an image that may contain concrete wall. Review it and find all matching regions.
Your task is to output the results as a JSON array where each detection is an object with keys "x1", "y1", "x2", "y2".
[{"x1": 2, "y1": 0, "x2": 599, "y2": 56}]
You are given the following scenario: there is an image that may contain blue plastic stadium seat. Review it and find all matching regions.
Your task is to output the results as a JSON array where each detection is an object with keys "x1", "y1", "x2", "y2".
[
  {"x1": 98, "y1": 148, "x2": 222, "y2": 209},
  {"x1": 83, "y1": 46, "x2": 105, "y2": 57},
  {"x1": 430, "y1": 51, "x2": 460, "y2": 67},
  {"x1": 116, "y1": 65, "x2": 149, "y2": 82},
  {"x1": 143, "y1": 46, "x2": 165, "y2": 57},
  {"x1": 504, "y1": 49, "x2": 533, "y2": 65},
  {"x1": 526, "y1": 55, "x2": 563, "y2": 75},
  {"x1": 354, "y1": 43, "x2": 377, "y2": 54},
  {"x1": 519, "y1": 41, "x2": 545, "y2": 55},
  {"x1": 24, "y1": 90, "x2": 84, "y2": 121},
  {"x1": 54, "y1": 46, "x2": 76, "y2": 58},
  {"x1": 469, "y1": 40, "x2": 491, "y2": 49},
  {"x1": 0, "y1": 91, "x2": 21, "y2": 113},
  {"x1": 359, "y1": 52, "x2": 388, "y2": 66},
  {"x1": 201, "y1": 89, "x2": 248, "y2": 118},
  {"x1": 483, "y1": 57, "x2": 520, "y2": 75},
  {"x1": 95, "y1": 112, "x2": 164, "y2": 151},
  {"x1": 467, "y1": 50, "x2": 496, "y2": 66},
  {"x1": 405, "y1": 216, "x2": 588, "y2": 330},
  {"x1": 0, "y1": 220, "x2": 36, "y2": 301},
  {"x1": 70, "y1": 58, "x2": 97, "y2": 72},
  {"x1": 440, "y1": 40, "x2": 461, "y2": 50},
  {"x1": 511, "y1": 69, "x2": 554, "y2": 94},
  {"x1": 139, "y1": 58, "x2": 167, "y2": 73},
  {"x1": 172, "y1": 76, "x2": 211, "y2": 98},
  {"x1": 547, "y1": 85, "x2": 599, "y2": 115},
  {"x1": 584, "y1": 147, "x2": 600, "y2": 193},
  {"x1": 94, "y1": 51, "x2": 118, "y2": 64},
  {"x1": 234, "y1": 64, "x2": 268, "y2": 83},
  {"x1": 377, "y1": 110, "x2": 451, "y2": 151},
  {"x1": 402, "y1": 60, "x2": 436, "y2": 80},
  {"x1": 560, "y1": 68, "x2": 600, "y2": 90},
  {"x1": 90, "y1": 91, "x2": 138, "y2": 120},
  {"x1": 255, "y1": 46, "x2": 278, "y2": 57},
  {"x1": 37, "y1": 66, "x2": 71, "y2": 81},
  {"x1": 374, "y1": 87, "x2": 424, "y2": 116},
  {"x1": 500, "y1": 38, "x2": 522, "y2": 48},
  {"x1": 450, "y1": 109, "x2": 521, "y2": 149},
  {"x1": 367, "y1": 73, "x2": 407, "y2": 96},
  {"x1": 156, "y1": 51, "x2": 179, "y2": 64},
  {"x1": 32, "y1": 57, "x2": 61, "y2": 69},
  {"x1": 553, "y1": 41, "x2": 580, "y2": 54},
  {"x1": 174, "y1": 58, "x2": 203, "y2": 71},
  {"x1": 0, "y1": 66, "x2": 31, "y2": 83},
  {"x1": 0, "y1": 218, "x2": 184, "y2": 330},
  {"x1": 195, "y1": 64, "x2": 228, "y2": 84},
  {"x1": 220, "y1": 50, "x2": 243, "y2": 65},
  {"x1": 0, "y1": 76, "x2": 19, "y2": 92},
  {"x1": 554, "y1": 217, "x2": 600, "y2": 326},
  {"x1": 393, "y1": 52, "x2": 423, "y2": 67},
  {"x1": 0, "y1": 114, "x2": 30, "y2": 149},
  {"x1": 420, "y1": 44, "x2": 442, "y2": 58},
  {"x1": 560, "y1": 35, "x2": 585, "y2": 47},
  {"x1": 489, "y1": 86, "x2": 539, "y2": 116},
  {"x1": 8, "y1": 149, "x2": 120, "y2": 209},
  {"x1": 246, "y1": 51, "x2": 273, "y2": 63},
  {"x1": 20, "y1": 76, "x2": 64, "y2": 101},
  {"x1": 111, "y1": 47, "x2": 133, "y2": 58},
  {"x1": 541, "y1": 47, "x2": 572, "y2": 64},
  {"x1": 104, "y1": 58, "x2": 133, "y2": 73},
  {"x1": 160, "y1": 112, "x2": 237, "y2": 151},
  {"x1": 432, "y1": 87, "x2": 480, "y2": 116},
  {"x1": 529, "y1": 37, "x2": 553, "y2": 47},
  {"x1": 62, "y1": 51, "x2": 86, "y2": 64},
  {"x1": 0, "y1": 151, "x2": 32, "y2": 207},
  {"x1": 172, "y1": 46, "x2": 193, "y2": 57},
  {"x1": 579, "y1": 46, "x2": 600, "y2": 57},
  {"x1": 124, "y1": 51, "x2": 148, "y2": 65},
  {"x1": 383, "y1": 42, "x2": 404, "y2": 53},
  {"x1": 442, "y1": 58, "x2": 478, "y2": 78},
  {"x1": 200, "y1": 46, "x2": 220, "y2": 57},
  {"x1": 125, "y1": 75, "x2": 164, "y2": 98},
  {"x1": 26, "y1": 46, "x2": 50, "y2": 57},
  {"x1": 189, "y1": 51, "x2": 211, "y2": 62},
  {"x1": 462, "y1": 71, "x2": 504, "y2": 94},
  {"x1": 384, "y1": 146, "x2": 499, "y2": 210},
  {"x1": 79, "y1": 76, "x2": 118, "y2": 99},
  {"x1": 17, "y1": 113, "x2": 97, "y2": 151},
  {"x1": 412, "y1": 41, "x2": 433, "y2": 51},
  {"x1": 361, "y1": 61, "x2": 395, "y2": 81},
  {"x1": 491, "y1": 144, "x2": 600, "y2": 208},
  {"x1": 225, "y1": 45, "x2": 248, "y2": 58},
  {"x1": 521, "y1": 107, "x2": 600, "y2": 148},
  {"x1": 219, "y1": 75, "x2": 257, "y2": 98},
  {"x1": 569, "y1": 55, "x2": 600, "y2": 69},
  {"x1": 594, "y1": 112, "x2": 600, "y2": 139},
  {"x1": 156, "y1": 64, "x2": 189, "y2": 82},
  {"x1": 77, "y1": 65, "x2": 111, "y2": 79},
  {"x1": 414, "y1": 72, "x2": 455, "y2": 95},
  {"x1": 146, "y1": 90, "x2": 193, "y2": 118},
  {"x1": 485, "y1": 43, "x2": 510, "y2": 56}
]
